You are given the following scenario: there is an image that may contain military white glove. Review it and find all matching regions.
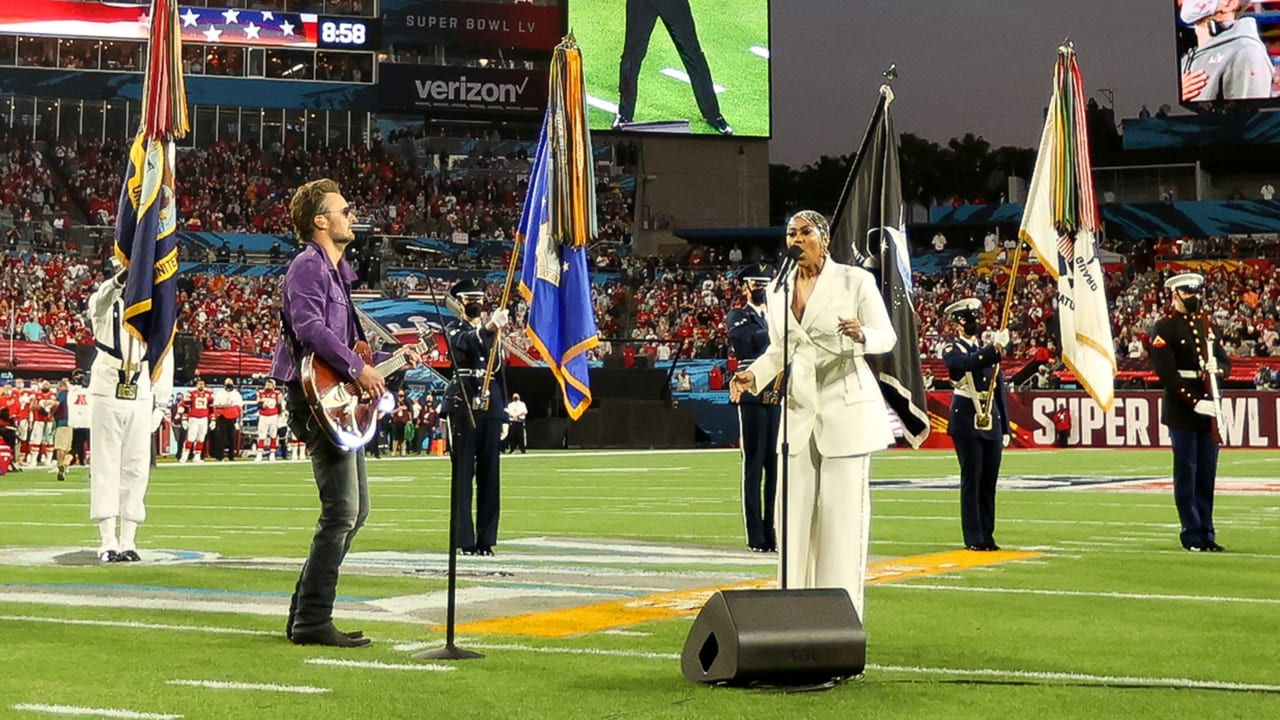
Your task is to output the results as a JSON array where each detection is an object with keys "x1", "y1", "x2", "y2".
[
  {"x1": 993, "y1": 329, "x2": 1010, "y2": 348},
  {"x1": 1002, "y1": 434, "x2": 1011, "y2": 448},
  {"x1": 1193, "y1": 399, "x2": 1217, "y2": 417},
  {"x1": 488, "y1": 308, "x2": 510, "y2": 330}
]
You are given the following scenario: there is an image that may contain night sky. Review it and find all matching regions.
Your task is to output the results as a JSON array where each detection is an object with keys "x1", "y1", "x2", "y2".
[{"x1": 767, "y1": 0, "x2": 1178, "y2": 167}]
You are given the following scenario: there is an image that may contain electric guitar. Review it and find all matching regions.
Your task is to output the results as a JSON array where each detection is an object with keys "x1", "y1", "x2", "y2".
[{"x1": 300, "y1": 337, "x2": 429, "y2": 451}]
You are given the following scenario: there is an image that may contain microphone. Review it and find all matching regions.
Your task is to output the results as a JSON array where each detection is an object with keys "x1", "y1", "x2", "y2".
[{"x1": 773, "y1": 245, "x2": 804, "y2": 294}]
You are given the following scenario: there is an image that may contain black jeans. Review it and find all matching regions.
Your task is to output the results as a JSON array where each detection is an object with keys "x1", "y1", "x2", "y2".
[{"x1": 286, "y1": 385, "x2": 369, "y2": 631}]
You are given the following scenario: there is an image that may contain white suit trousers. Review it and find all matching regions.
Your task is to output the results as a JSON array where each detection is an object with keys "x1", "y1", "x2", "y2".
[
  {"x1": 778, "y1": 437, "x2": 872, "y2": 621},
  {"x1": 90, "y1": 395, "x2": 152, "y2": 522}
]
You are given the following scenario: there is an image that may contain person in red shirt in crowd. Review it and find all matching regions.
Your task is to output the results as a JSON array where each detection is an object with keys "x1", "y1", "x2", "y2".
[
  {"x1": 183, "y1": 378, "x2": 213, "y2": 462},
  {"x1": 254, "y1": 378, "x2": 284, "y2": 462},
  {"x1": 708, "y1": 363, "x2": 724, "y2": 391},
  {"x1": 1051, "y1": 406, "x2": 1072, "y2": 448}
]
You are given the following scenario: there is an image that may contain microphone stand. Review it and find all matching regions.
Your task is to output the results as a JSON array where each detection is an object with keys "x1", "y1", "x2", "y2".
[
  {"x1": 777, "y1": 266, "x2": 794, "y2": 589},
  {"x1": 416, "y1": 278, "x2": 482, "y2": 662}
]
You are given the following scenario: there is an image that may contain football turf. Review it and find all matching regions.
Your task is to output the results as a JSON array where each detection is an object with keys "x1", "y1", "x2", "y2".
[
  {"x1": 2, "y1": 448, "x2": 1278, "y2": 719},
  {"x1": 570, "y1": 0, "x2": 772, "y2": 137}
]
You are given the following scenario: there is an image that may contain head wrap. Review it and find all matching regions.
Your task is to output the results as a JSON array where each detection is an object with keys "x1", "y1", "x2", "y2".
[{"x1": 788, "y1": 210, "x2": 830, "y2": 242}]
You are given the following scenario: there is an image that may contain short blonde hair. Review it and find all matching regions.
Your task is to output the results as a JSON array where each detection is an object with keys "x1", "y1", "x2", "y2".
[{"x1": 290, "y1": 178, "x2": 340, "y2": 242}]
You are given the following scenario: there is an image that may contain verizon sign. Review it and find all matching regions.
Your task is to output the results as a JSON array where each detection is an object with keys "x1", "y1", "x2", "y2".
[
  {"x1": 926, "y1": 391, "x2": 1280, "y2": 449},
  {"x1": 379, "y1": 64, "x2": 545, "y2": 114}
]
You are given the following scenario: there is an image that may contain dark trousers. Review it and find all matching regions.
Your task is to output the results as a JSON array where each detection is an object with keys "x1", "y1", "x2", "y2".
[
  {"x1": 449, "y1": 413, "x2": 503, "y2": 550},
  {"x1": 738, "y1": 403, "x2": 779, "y2": 549},
  {"x1": 506, "y1": 421, "x2": 526, "y2": 453},
  {"x1": 954, "y1": 435, "x2": 1002, "y2": 547},
  {"x1": 285, "y1": 385, "x2": 369, "y2": 633},
  {"x1": 617, "y1": 0, "x2": 722, "y2": 123},
  {"x1": 170, "y1": 426, "x2": 186, "y2": 460},
  {"x1": 1170, "y1": 427, "x2": 1219, "y2": 548},
  {"x1": 212, "y1": 417, "x2": 238, "y2": 459}
]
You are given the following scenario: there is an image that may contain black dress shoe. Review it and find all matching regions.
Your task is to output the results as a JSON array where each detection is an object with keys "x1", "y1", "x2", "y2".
[
  {"x1": 98, "y1": 550, "x2": 118, "y2": 563},
  {"x1": 1206, "y1": 542, "x2": 1226, "y2": 552},
  {"x1": 476, "y1": 547, "x2": 495, "y2": 557},
  {"x1": 611, "y1": 115, "x2": 631, "y2": 130},
  {"x1": 748, "y1": 545, "x2": 768, "y2": 553},
  {"x1": 291, "y1": 623, "x2": 371, "y2": 648},
  {"x1": 458, "y1": 546, "x2": 478, "y2": 556},
  {"x1": 987, "y1": 543, "x2": 1001, "y2": 551},
  {"x1": 709, "y1": 116, "x2": 734, "y2": 136},
  {"x1": 965, "y1": 545, "x2": 984, "y2": 551},
  {"x1": 1184, "y1": 544, "x2": 1205, "y2": 552},
  {"x1": 117, "y1": 550, "x2": 141, "y2": 562}
]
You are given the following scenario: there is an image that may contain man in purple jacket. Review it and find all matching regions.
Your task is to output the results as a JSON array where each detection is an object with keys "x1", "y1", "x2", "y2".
[{"x1": 271, "y1": 178, "x2": 419, "y2": 647}]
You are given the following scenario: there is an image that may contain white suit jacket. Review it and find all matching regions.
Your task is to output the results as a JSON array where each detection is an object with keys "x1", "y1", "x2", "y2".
[{"x1": 745, "y1": 261, "x2": 896, "y2": 458}]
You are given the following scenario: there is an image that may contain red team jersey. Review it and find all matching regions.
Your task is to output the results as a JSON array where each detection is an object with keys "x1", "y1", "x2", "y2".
[
  {"x1": 13, "y1": 390, "x2": 33, "y2": 421},
  {"x1": 187, "y1": 389, "x2": 213, "y2": 419},
  {"x1": 31, "y1": 390, "x2": 55, "y2": 422},
  {"x1": 257, "y1": 389, "x2": 283, "y2": 417}
]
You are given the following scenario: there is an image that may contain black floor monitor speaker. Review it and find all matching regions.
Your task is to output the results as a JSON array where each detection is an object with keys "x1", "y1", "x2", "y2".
[{"x1": 681, "y1": 589, "x2": 865, "y2": 685}]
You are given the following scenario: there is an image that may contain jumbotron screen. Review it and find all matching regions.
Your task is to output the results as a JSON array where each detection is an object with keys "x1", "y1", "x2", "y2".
[
  {"x1": 1175, "y1": 0, "x2": 1280, "y2": 106},
  {"x1": 569, "y1": 0, "x2": 771, "y2": 138}
]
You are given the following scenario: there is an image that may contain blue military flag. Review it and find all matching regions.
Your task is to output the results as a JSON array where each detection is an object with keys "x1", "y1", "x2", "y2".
[
  {"x1": 115, "y1": 0, "x2": 188, "y2": 379},
  {"x1": 517, "y1": 36, "x2": 599, "y2": 420}
]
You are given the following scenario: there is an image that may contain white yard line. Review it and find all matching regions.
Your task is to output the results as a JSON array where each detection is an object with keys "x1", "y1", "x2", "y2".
[
  {"x1": 12, "y1": 704, "x2": 181, "y2": 719},
  {"x1": 749, "y1": 46, "x2": 770, "y2": 59},
  {"x1": 166, "y1": 679, "x2": 328, "y2": 694},
  {"x1": 0, "y1": 614, "x2": 275, "y2": 636},
  {"x1": 885, "y1": 584, "x2": 1280, "y2": 605},
  {"x1": 305, "y1": 658, "x2": 454, "y2": 672},
  {"x1": 452, "y1": 642, "x2": 1280, "y2": 692},
  {"x1": 658, "y1": 68, "x2": 725, "y2": 93}
]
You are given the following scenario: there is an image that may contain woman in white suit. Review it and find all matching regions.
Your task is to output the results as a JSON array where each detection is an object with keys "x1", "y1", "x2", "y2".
[{"x1": 729, "y1": 210, "x2": 896, "y2": 621}]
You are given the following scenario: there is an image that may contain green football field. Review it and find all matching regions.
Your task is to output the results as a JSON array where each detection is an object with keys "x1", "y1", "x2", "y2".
[
  {"x1": 2, "y1": 448, "x2": 1279, "y2": 719},
  {"x1": 569, "y1": 0, "x2": 772, "y2": 137}
]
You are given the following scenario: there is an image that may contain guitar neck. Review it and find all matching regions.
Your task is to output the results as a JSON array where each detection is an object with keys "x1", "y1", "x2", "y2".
[{"x1": 374, "y1": 354, "x2": 409, "y2": 379}]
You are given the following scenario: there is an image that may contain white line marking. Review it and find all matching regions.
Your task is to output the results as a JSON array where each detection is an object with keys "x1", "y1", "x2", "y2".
[
  {"x1": 658, "y1": 68, "x2": 725, "y2": 93},
  {"x1": 0, "y1": 615, "x2": 275, "y2": 636},
  {"x1": 306, "y1": 658, "x2": 455, "y2": 672},
  {"x1": 873, "y1": 664, "x2": 1280, "y2": 693},
  {"x1": 166, "y1": 679, "x2": 328, "y2": 694},
  {"x1": 586, "y1": 95, "x2": 619, "y2": 115},
  {"x1": 749, "y1": 46, "x2": 770, "y2": 59},
  {"x1": 601, "y1": 630, "x2": 651, "y2": 637},
  {"x1": 455, "y1": 642, "x2": 1280, "y2": 692},
  {"x1": 12, "y1": 704, "x2": 182, "y2": 719},
  {"x1": 886, "y1": 584, "x2": 1280, "y2": 605}
]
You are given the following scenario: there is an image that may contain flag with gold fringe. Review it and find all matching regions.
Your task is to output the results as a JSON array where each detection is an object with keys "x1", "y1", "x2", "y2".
[
  {"x1": 1018, "y1": 46, "x2": 1116, "y2": 411},
  {"x1": 114, "y1": 0, "x2": 188, "y2": 380},
  {"x1": 517, "y1": 35, "x2": 599, "y2": 420}
]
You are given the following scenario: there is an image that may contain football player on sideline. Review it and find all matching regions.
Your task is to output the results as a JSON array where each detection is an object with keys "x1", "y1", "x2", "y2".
[{"x1": 255, "y1": 378, "x2": 284, "y2": 461}]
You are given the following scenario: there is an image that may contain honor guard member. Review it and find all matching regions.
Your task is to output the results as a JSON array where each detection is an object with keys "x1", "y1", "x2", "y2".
[
  {"x1": 726, "y1": 262, "x2": 780, "y2": 553},
  {"x1": 445, "y1": 278, "x2": 510, "y2": 556},
  {"x1": 942, "y1": 298, "x2": 1010, "y2": 551},
  {"x1": 1149, "y1": 272, "x2": 1230, "y2": 552},
  {"x1": 87, "y1": 263, "x2": 173, "y2": 563}
]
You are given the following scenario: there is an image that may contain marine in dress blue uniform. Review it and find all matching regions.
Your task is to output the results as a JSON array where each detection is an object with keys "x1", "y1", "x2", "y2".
[
  {"x1": 1148, "y1": 273, "x2": 1230, "y2": 552},
  {"x1": 726, "y1": 262, "x2": 780, "y2": 552},
  {"x1": 446, "y1": 278, "x2": 510, "y2": 556},
  {"x1": 942, "y1": 298, "x2": 1010, "y2": 551}
]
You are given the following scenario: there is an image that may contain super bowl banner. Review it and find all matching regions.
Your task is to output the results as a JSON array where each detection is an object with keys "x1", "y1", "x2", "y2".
[
  {"x1": 382, "y1": 0, "x2": 563, "y2": 50},
  {"x1": 927, "y1": 391, "x2": 1280, "y2": 449}
]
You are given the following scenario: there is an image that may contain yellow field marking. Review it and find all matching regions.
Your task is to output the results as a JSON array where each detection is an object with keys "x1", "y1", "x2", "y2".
[{"x1": 453, "y1": 549, "x2": 1043, "y2": 638}]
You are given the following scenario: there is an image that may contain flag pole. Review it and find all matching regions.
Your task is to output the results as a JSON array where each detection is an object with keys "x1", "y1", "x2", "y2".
[
  {"x1": 477, "y1": 240, "x2": 522, "y2": 408},
  {"x1": 975, "y1": 241, "x2": 1024, "y2": 428}
]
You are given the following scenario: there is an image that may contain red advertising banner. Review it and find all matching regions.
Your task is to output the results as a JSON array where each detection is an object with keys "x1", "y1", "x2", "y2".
[{"x1": 925, "y1": 390, "x2": 1280, "y2": 449}]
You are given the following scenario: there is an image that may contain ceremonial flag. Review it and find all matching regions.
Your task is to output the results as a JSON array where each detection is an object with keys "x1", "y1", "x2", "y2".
[
  {"x1": 115, "y1": 0, "x2": 187, "y2": 381},
  {"x1": 830, "y1": 86, "x2": 930, "y2": 447},
  {"x1": 517, "y1": 36, "x2": 599, "y2": 420},
  {"x1": 1019, "y1": 46, "x2": 1116, "y2": 411}
]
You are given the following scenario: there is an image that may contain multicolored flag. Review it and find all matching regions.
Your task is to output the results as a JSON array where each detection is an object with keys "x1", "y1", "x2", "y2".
[
  {"x1": 830, "y1": 86, "x2": 930, "y2": 447},
  {"x1": 114, "y1": 0, "x2": 188, "y2": 380},
  {"x1": 517, "y1": 35, "x2": 599, "y2": 420},
  {"x1": 1019, "y1": 46, "x2": 1116, "y2": 411}
]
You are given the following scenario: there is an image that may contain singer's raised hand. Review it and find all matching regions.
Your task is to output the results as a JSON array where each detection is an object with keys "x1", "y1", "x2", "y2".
[
  {"x1": 729, "y1": 371, "x2": 755, "y2": 404},
  {"x1": 838, "y1": 316, "x2": 865, "y2": 342}
]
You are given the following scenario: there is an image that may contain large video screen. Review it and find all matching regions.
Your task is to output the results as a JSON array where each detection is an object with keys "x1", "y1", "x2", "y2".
[
  {"x1": 569, "y1": 0, "x2": 771, "y2": 138},
  {"x1": 1175, "y1": 0, "x2": 1280, "y2": 106}
]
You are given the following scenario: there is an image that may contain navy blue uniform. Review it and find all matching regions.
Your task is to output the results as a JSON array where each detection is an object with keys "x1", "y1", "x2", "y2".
[
  {"x1": 618, "y1": 0, "x2": 723, "y2": 126},
  {"x1": 446, "y1": 318, "x2": 506, "y2": 552},
  {"x1": 1148, "y1": 311, "x2": 1230, "y2": 550},
  {"x1": 727, "y1": 304, "x2": 779, "y2": 551},
  {"x1": 943, "y1": 336, "x2": 1009, "y2": 550}
]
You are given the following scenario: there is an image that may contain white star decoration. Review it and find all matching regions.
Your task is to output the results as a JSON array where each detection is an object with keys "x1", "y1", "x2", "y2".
[
  {"x1": 202, "y1": 26, "x2": 222, "y2": 42},
  {"x1": 243, "y1": 22, "x2": 261, "y2": 40},
  {"x1": 261, "y1": 11, "x2": 274, "y2": 21},
  {"x1": 180, "y1": 9, "x2": 198, "y2": 27},
  {"x1": 279, "y1": 19, "x2": 295, "y2": 36},
  {"x1": 221, "y1": 8, "x2": 240, "y2": 24}
]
